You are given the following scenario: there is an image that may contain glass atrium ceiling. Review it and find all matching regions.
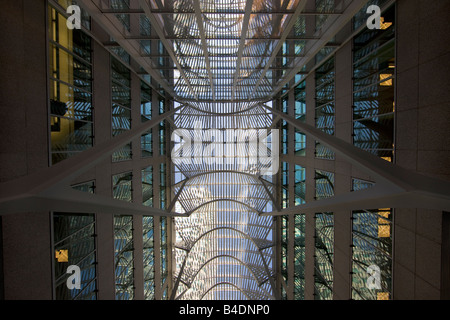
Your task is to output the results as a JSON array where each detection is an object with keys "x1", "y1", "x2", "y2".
[{"x1": 77, "y1": 0, "x2": 369, "y2": 300}]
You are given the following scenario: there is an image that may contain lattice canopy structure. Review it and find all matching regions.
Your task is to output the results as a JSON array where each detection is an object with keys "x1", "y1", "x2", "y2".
[{"x1": 65, "y1": 0, "x2": 400, "y2": 300}]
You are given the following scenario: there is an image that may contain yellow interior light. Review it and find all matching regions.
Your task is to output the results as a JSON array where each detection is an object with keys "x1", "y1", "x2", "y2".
[
  {"x1": 380, "y1": 17, "x2": 393, "y2": 30},
  {"x1": 380, "y1": 74, "x2": 393, "y2": 86},
  {"x1": 377, "y1": 292, "x2": 390, "y2": 300},
  {"x1": 55, "y1": 249, "x2": 69, "y2": 262},
  {"x1": 378, "y1": 225, "x2": 391, "y2": 238}
]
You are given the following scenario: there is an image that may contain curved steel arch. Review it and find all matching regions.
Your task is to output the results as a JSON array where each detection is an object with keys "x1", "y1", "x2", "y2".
[
  {"x1": 185, "y1": 226, "x2": 272, "y2": 253},
  {"x1": 188, "y1": 254, "x2": 263, "y2": 286},
  {"x1": 171, "y1": 170, "x2": 280, "y2": 213},
  {"x1": 176, "y1": 101, "x2": 265, "y2": 116},
  {"x1": 175, "y1": 254, "x2": 273, "y2": 301},
  {"x1": 174, "y1": 169, "x2": 264, "y2": 185},
  {"x1": 200, "y1": 282, "x2": 252, "y2": 300},
  {"x1": 172, "y1": 226, "x2": 276, "y2": 300},
  {"x1": 185, "y1": 198, "x2": 264, "y2": 216}
]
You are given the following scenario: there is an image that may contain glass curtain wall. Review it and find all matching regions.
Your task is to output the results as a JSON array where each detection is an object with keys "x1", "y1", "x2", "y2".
[
  {"x1": 114, "y1": 215, "x2": 134, "y2": 300},
  {"x1": 111, "y1": 56, "x2": 132, "y2": 162},
  {"x1": 352, "y1": 5, "x2": 396, "y2": 162},
  {"x1": 141, "y1": 81, "x2": 153, "y2": 158},
  {"x1": 143, "y1": 216, "x2": 155, "y2": 300},
  {"x1": 351, "y1": 179, "x2": 393, "y2": 300},
  {"x1": 294, "y1": 214, "x2": 306, "y2": 300},
  {"x1": 315, "y1": 57, "x2": 335, "y2": 160}
]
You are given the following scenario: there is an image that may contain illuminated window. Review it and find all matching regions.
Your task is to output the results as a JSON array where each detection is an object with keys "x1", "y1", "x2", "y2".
[
  {"x1": 48, "y1": 5, "x2": 93, "y2": 165},
  {"x1": 53, "y1": 212, "x2": 97, "y2": 300},
  {"x1": 351, "y1": 209, "x2": 393, "y2": 300}
]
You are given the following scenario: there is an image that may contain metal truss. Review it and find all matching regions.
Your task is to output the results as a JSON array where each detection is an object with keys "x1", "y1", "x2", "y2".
[{"x1": 0, "y1": 107, "x2": 184, "y2": 217}]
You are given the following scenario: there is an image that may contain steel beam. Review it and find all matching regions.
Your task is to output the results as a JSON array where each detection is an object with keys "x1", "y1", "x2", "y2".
[
  {"x1": 0, "y1": 107, "x2": 183, "y2": 215},
  {"x1": 263, "y1": 105, "x2": 450, "y2": 213},
  {"x1": 76, "y1": 0, "x2": 176, "y2": 97},
  {"x1": 270, "y1": 0, "x2": 369, "y2": 97},
  {"x1": 193, "y1": 0, "x2": 215, "y2": 100}
]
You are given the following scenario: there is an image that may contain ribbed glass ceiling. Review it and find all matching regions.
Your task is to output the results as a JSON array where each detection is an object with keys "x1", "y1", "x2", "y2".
[
  {"x1": 149, "y1": 0, "x2": 298, "y2": 102},
  {"x1": 84, "y1": 0, "x2": 349, "y2": 300},
  {"x1": 156, "y1": 0, "x2": 297, "y2": 300}
]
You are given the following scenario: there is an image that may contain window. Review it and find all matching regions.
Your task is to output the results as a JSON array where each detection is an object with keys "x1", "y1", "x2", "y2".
[
  {"x1": 142, "y1": 166, "x2": 154, "y2": 207},
  {"x1": 143, "y1": 216, "x2": 155, "y2": 300},
  {"x1": 314, "y1": 212, "x2": 334, "y2": 300},
  {"x1": 160, "y1": 216, "x2": 168, "y2": 299},
  {"x1": 48, "y1": 4, "x2": 93, "y2": 165},
  {"x1": 114, "y1": 215, "x2": 134, "y2": 300},
  {"x1": 281, "y1": 215, "x2": 288, "y2": 300},
  {"x1": 281, "y1": 162, "x2": 289, "y2": 209},
  {"x1": 315, "y1": 170, "x2": 335, "y2": 200},
  {"x1": 315, "y1": 57, "x2": 335, "y2": 160},
  {"x1": 111, "y1": 57, "x2": 132, "y2": 162},
  {"x1": 352, "y1": 209, "x2": 393, "y2": 300},
  {"x1": 294, "y1": 165, "x2": 306, "y2": 206},
  {"x1": 352, "y1": 5, "x2": 395, "y2": 162},
  {"x1": 53, "y1": 212, "x2": 97, "y2": 300},
  {"x1": 294, "y1": 214, "x2": 306, "y2": 300},
  {"x1": 112, "y1": 171, "x2": 132, "y2": 202}
]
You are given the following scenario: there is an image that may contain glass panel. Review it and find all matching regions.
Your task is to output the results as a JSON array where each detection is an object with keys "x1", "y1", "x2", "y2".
[
  {"x1": 53, "y1": 213, "x2": 97, "y2": 300},
  {"x1": 112, "y1": 171, "x2": 132, "y2": 202},
  {"x1": 160, "y1": 163, "x2": 167, "y2": 209},
  {"x1": 353, "y1": 5, "x2": 395, "y2": 161},
  {"x1": 114, "y1": 215, "x2": 134, "y2": 300},
  {"x1": 281, "y1": 215, "x2": 288, "y2": 300},
  {"x1": 143, "y1": 216, "x2": 155, "y2": 300},
  {"x1": 294, "y1": 214, "x2": 306, "y2": 300},
  {"x1": 141, "y1": 131, "x2": 153, "y2": 158},
  {"x1": 314, "y1": 212, "x2": 334, "y2": 300},
  {"x1": 294, "y1": 81, "x2": 306, "y2": 121},
  {"x1": 48, "y1": 5, "x2": 92, "y2": 165},
  {"x1": 281, "y1": 162, "x2": 289, "y2": 209},
  {"x1": 352, "y1": 178, "x2": 375, "y2": 191},
  {"x1": 111, "y1": 56, "x2": 132, "y2": 162},
  {"x1": 141, "y1": 81, "x2": 152, "y2": 122},
  {"x1": 315, "y1": 57, "x2": 335, "y2": 160},
  {"x1": 352, "y1": 209, "x2": 393, "y2": 300},
  {"x1": 294, "y1": 165, "x2": 306, "y2": 205},
  {"x1": 160, "y1": 216, "x2": 168, "y2": 300},
  {"x1": 142, "y1": 166, "x2": 154, "y2": 207},
  {"x1": 315, "y1": 170, "x2": 335, "y2": 200}
]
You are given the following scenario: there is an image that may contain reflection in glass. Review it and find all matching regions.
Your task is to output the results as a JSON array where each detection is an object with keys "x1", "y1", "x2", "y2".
[
  {"x1": 315, "y1": 57, "x2": 335, "y2": 160},
  {"x1": 53, "y1": 213, "x2": 97, "y2": 300},
  {"x1": 314, "y1": 212, "x2": 334, "y2": 300}
]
